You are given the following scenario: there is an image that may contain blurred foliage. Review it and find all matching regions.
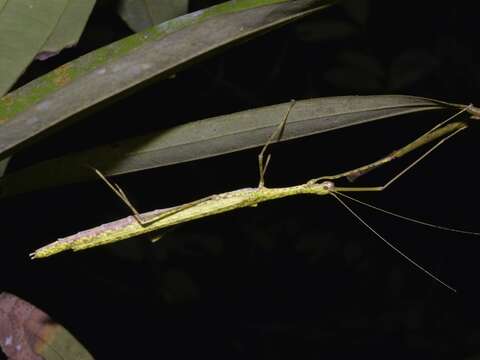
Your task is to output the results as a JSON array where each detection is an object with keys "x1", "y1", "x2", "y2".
[{"x1": 117, "y1": 0, "x2": 189, "y2": 32}]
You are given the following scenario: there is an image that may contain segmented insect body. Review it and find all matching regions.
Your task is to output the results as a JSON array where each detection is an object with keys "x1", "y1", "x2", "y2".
[
  {"x1": 31, "y1": 183, "x2": 332, "y2": 258},
  {"x1": 31, "y1": 101, "x2": 478, "y2": 292}
]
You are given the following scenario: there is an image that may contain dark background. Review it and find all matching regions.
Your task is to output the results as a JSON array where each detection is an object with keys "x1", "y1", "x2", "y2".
[{"x1": 2, "y1": 0, "x2": 480, "y2": 358}]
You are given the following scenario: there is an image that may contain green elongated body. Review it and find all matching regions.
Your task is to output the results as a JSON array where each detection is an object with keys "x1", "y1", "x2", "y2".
[
  {"x1": 29, "y1": 109, "x2": 474, "y2": 292},
  {"x1": 31, "y1": 182, "x2": 332, "y2": 259},
  {"x1": 30, "y1": 115, "x2": 470, "y2": 263}
]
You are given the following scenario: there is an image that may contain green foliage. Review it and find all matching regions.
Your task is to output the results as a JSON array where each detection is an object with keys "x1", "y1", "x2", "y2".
[
  {"x1": 0, "y1": 1, "x2": 478, "y2": 358},
  {"x1": 0, "y1": 0, "x2": 335, "y2": 161},
  {"x1": 0, "y1": 95, "x2": 451, "y2": 197},
  {"x1": 118, "y1": 0, "x2": 189, "y2": 32},
  {"x1": 0, "y1": 0, "x2": 95, "y2": 96}
]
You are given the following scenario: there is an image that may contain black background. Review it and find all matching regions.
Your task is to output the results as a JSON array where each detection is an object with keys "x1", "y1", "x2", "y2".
[{"x1": 2, "y1": 1, "x2": 480, "y2": 358}]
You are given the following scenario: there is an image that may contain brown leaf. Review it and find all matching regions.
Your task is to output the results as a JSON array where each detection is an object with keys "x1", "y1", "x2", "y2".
[{"x1": 0, "y1": 292, "x2": 93, "y2": 360}]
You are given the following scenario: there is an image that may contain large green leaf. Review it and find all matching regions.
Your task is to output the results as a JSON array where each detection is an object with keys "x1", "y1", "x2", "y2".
[
  {"x1": 0, "y1": 95, "x2": 461, "y2": 198},
  {"x1": 37, "y1": 0, "x2": 96, "y2": 60},
  {"x1": 0, "y1": 0, "x2": 336, "y2": 161},
  {"x1": 0, "y1": 0, "x2": 69, "y2": 96},
  {"x1": 118, "y1": 0, "x2": 189, "y2": 32},
  {"x1": 0, "y1": 0, "x2": 95, "y2": 94}
]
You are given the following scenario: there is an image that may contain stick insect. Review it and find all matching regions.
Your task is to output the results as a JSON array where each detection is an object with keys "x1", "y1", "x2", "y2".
[{"x1": 31, "y1": 101, "x2": 480, "y2": 292}]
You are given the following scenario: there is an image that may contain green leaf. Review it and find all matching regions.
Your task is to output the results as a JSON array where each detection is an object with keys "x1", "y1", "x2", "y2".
[
  {"x1": 0, "y1": 0, "x2": 96, "y2": 93},
  {"x1": 118, "y1": 0, "x2": 189, "y2": 32},
  {"x1": 0, "y1": 0, "x2": 69, "y2": 96},
  {"x1": 0, "y1": 292, "x2": 94, "y2": 360},
  {"x1": 0, "y1": 0, "x2": 95, "y2": 177},
  {"x1": 37, "y1": 0, "x2": 96, "y2": 60},
  {"x1": 0, "y1": 95, "x2": 459, "y2": 198},
  {"x1": 0, "y1": 0, "x2": 336, "y2": 160}
]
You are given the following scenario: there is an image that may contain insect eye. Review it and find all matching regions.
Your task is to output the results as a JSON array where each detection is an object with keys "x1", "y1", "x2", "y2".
[{"x1": 321, "y1": 181, "x2": 334, "y2": 191}]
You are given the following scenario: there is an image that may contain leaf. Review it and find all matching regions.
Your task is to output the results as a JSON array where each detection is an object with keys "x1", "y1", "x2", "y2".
[
  {"x1": 0, "y1": 0, "x2": 336, "y2": 162},
  {"x1": 0, "y1": 95, "x2": 458, "y2": 197},
  {"x1": 36, "y1": 0, "x2": 96, "y2": 61},
  {"x1": 0, "y1": 292, "x2": 93, "y2": 360},
  {"x1": 0, "y1": 0, "x2": 69, "y2": 96},
  {"x1": 118, "y1": 0, "x2": 189, "y2": 32},
  {"x1": 0, "y1": 0, "x2": 96, "y2": 93},
  {"x1": 0, "y1": 0, "x2": 94, "y2": 176}
]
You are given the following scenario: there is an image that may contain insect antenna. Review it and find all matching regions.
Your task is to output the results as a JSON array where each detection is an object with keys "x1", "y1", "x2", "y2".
[
  {"x1": 330, "y1": 192, "x2": 457, "y2": 292},
  {"x1": 334, "y1": 191, "x2": 479, "y2": 236}
]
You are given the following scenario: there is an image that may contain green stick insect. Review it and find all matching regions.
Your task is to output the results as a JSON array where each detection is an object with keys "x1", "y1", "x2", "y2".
[{"x1": 31, "y1": 101, "x2": 480, "y2": 292}]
